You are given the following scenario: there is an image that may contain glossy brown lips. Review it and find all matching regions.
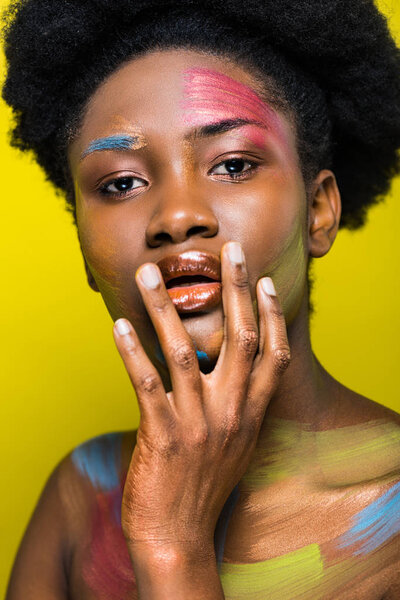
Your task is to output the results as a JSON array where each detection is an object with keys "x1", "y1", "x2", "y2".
[{"x1": 156, "y1": 250, "x2": 222, "y2": 314}]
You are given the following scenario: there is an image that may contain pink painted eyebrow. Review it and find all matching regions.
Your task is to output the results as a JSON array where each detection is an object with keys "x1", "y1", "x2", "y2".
[
  {"x1": 181, "y1": 66, "x2": 282, "y2": 134},
  {"x1": 183, "y1": 117, "x2": 267, "y2": 141}
]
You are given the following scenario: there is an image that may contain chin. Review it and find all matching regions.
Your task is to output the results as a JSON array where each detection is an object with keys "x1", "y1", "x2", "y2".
[{"x1": 180, "y1": 307, "x2": 225, "y2": 369}]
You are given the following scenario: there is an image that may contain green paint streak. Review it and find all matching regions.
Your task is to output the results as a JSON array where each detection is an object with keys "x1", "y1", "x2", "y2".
[
  {"x1": 240, "y1": 418, "x2": 400, "y2": 490},
  {"x1": 219, "y1": 544, "x2": 324, "y2": 600},
  {"x1": 240, "y1": 418, "x2": 314, "y2": 489},
  {"x1": 316, "y1": 420, "x2": 400, "y2": 486}
]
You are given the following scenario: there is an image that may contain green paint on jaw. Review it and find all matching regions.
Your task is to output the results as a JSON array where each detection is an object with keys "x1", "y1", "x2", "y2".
[{"x1": 219, "y1": 543, "x2": 324, "y2": 600}]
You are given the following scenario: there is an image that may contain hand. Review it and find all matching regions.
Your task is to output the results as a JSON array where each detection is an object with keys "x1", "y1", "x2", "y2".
[{"x1": 113, "y1": 241, "x2": 291, "y2": 561}]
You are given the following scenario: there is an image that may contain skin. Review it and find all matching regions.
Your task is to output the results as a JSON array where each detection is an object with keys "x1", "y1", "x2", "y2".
[{"x1": 6, "y1": 48, "x2": 400, "y2": 600}]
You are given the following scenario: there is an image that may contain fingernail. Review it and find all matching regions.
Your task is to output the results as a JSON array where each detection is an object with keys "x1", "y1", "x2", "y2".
[
  {"x1": 115, "y1": 319, "x2": 131, "y2": 335},
  {"x1": 261, "y1": 277, "x2": 276, "y2": 296},
  {"x1": 138, "y1": 264, "x2": 161, "y2": 289},
  {"x1": 227, "y1": 241, "x2": 244, "y2": 265}
]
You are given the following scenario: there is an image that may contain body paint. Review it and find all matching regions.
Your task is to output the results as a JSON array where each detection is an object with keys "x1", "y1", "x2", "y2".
[
  {"x1": 72, "y1": 435, "x2": 136, "y2": 598},
  {"x1": 240, "y1": 417, "x2": 400, "y2": 491},
  {"x1": 80, "y1": 117, "x2": 147, "y2": 161},
  {"x1": 193, "y1": 340, "x2": 210, "y2": 365},
  {"x1": 336, "y1": 481, "x2": 400, "y2": 555},
  {"x1": 220, "y1": 535, "x2": 400, "y2": 600},
  {"x1": 220, "y1": 544, "x2": 324, "y2": 600},
  {"x1": 240, "y1": 417, "x2": 313, "y2": 489},
  {"x1": 71, "y1": 432, "x2": 121, "y2": 492},
  {"x1": 82, "y1": 485, "x2": 137, "y2": 600},
  {"x1": 73, "y1": 420, "x2": 400, "y2": 599},
  {"x1": 180, "y1": 66, "x2": 289, "y2": 152},
  {"x1": 81, "y1": 134, "x2": 141, "y2": 159},
  {"x1": 196, "y1": 348, "x2": 210, "y2": 362},
  {"x1": 315, "y1": 419, "x2": 400, "y2": 486},
  {"x1": 155, "y1": 339, "x2": 210, "y2": 366},
  {"x1": 224, "y1": 418, "x2": 400, "y2": 591}
]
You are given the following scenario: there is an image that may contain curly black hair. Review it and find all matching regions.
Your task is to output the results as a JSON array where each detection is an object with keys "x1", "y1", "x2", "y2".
[{"x1": 2, "y1": 0, "x2": 400, "y2": 229}]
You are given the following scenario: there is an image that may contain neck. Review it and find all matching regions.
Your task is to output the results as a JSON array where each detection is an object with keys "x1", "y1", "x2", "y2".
[
  {"x1": 265, "y1": 289, "x2": 337, "y2": 425},
  {"x1": 240, "y1": 288, "x2": 341, "y2": 494}
]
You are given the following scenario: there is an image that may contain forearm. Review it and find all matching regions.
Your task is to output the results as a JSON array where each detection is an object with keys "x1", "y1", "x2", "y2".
[{"x1": 129, "y1": 543, "x2": 225, "y2": 600}]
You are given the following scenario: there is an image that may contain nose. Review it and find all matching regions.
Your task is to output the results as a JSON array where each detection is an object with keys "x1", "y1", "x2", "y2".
[{"x1": 145, "y1": 183, "x2": 219, "y2": 247}]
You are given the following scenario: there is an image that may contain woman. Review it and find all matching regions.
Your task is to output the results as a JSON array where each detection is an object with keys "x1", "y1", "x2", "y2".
[{"x1": 3, "y1": 0, "x2": 400, "y2": 598}]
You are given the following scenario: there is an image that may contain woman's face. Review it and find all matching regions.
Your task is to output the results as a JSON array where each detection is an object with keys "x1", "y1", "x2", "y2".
[{"x1": 68, "y1": 49, "x2": 313, "y2": 376}]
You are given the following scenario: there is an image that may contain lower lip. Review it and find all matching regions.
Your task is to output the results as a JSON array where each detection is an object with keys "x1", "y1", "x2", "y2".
[{"x1": 167, "y1": 282, "x2": 222, "y2": 313}]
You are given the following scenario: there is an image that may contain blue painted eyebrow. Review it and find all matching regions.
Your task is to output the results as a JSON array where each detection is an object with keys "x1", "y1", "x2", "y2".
[
  {"x1": 80, "y1": 119, "x2": 266, "y2": 161},
  {"x1": 80, "y1": 134, "x2": 140, "y2": 160}
]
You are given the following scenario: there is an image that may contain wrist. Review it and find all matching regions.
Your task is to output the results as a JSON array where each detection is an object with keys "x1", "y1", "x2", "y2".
[
  {"x1": 127, "y1": 540, "x2": 224, "y2": 600},
  {"x1": 127, "y1": 537, "x2": 216, "y2": 569}
]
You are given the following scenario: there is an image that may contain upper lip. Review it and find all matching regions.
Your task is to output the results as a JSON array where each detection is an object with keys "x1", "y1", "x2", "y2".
[{"x1": 156, "y1": 250, "x2": 221, "y2": 286}]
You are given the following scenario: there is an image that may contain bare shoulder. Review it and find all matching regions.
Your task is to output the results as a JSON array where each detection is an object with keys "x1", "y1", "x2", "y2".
[
  {"x1": 331, "y1": 383, "x2": 400, "y2": 428},
  {"x1": 6, "y1": 430, "x2": 137, "y2": 599},
  {"x1": 317, "y1": 386, "x2": 400, "y2": 488},
  {"x1": 68, "y1": 429, "x2": 137, "y2": 493}
]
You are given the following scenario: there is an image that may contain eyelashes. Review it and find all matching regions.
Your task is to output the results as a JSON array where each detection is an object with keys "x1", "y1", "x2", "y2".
[{"x1": 97, "y1": 157, "x2": 261, "y2": 199}]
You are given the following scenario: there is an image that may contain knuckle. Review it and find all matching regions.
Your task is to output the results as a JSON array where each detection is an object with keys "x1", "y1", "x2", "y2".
[
  {"x1": 138, "y1": 373, "x2": 161, "y2": 395},
  {"x1": 232, "y1": 273, "x2": 250, "y2": 292},
  {"x1": 152, "y1": 422, "x2": 180, "y2": 456},
  {"x1": 236, "y1": 327, "x2": 259, "y2": 355},
  {"x1": 218, "y1": 410, "x2": 241, "y2": 441},
  {"x1": 241, "y1": 418, "x2": 260, "y2": 439},
  {"x1": 272, "y1": 346, "x2": 291, "y2": 374},
  {"x1": 170, "y1": 342, "x2": 196, "y2": 370},
  {"x1": 123, "y1": 340, "x2": 137, "y2": 359},
  {"x1": 157, "y1": 433, "x2": 180, "y2": 456},
  {"x1": 187, "y1": 425, "x2": 209, "y2": 449},
  {"x1": 152, "y1": 297, "x2": 170, "y2": 314},
  {"x1": 270, "y1": 306, "x2": 285, "y2": 321}
]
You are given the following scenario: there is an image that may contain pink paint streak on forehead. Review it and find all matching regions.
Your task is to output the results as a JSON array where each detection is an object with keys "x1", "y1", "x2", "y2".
[{"x1": 180, "y1": 66, "x2": 283, "y2": 135}]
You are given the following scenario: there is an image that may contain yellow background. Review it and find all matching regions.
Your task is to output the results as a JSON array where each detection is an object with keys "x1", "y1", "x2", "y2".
[{"x1": 1, "y1": 0, "x2": 399, "y2": 593}]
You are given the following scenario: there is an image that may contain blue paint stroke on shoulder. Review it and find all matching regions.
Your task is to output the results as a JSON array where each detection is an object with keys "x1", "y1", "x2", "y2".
[
  {"x1": 337, "y1": 481, "x2": 400, "y2": 555},
  {"x1": 71, "y1": 432, "x2": 122, "y2": 492},
  {"x1": 81, "y1": 135, "x2": 138, "y2": 159}
]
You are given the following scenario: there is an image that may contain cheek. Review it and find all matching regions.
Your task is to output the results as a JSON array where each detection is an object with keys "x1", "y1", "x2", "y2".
[
  {"x1": 77, "y1": 197, "x2": 131, "y2": 286},
  {"x1": 246, "y1": 176, "x2": 309, "y2": 320},
  {"x1": 80, "y1": 223, "x2": 123, "y2": 288},
  {"x1": 77, "y1": 204, "x2": 140, "y2": 318},
  {"x1": 269, "y1": 221, "x2": 309, "y2": 321}
]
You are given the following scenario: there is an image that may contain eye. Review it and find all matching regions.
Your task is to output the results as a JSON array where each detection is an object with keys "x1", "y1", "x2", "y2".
[
  {"x1": 210, "y1": 158, "x2": 258, "y2": 180},
  {"x1": 99, "y1": 175, "x2": 146, "y2": 197}
]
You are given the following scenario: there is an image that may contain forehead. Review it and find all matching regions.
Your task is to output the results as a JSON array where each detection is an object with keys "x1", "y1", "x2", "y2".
[{"x1": 69, "y1": 48, "x2": 295, "y2": 160}]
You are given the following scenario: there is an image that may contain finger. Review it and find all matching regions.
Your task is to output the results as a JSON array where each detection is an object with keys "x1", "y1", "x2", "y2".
[
  {"x1": 214, "y1": 241, "x2": 259, "y2": 403},
  {"x1": 113, "y1": 318, "x2": 170, "y2": 423},
  {"x1": 248, "y1": 277, "x2": 291, "y2": 416},
  {"x1": 135, "y1": 263, "x2": 203, "y2": 413}
]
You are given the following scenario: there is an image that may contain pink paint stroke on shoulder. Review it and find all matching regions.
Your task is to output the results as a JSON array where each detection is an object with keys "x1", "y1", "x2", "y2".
[{"x1": 83, "y1": 483, "x2": 137, "y2": 600}]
